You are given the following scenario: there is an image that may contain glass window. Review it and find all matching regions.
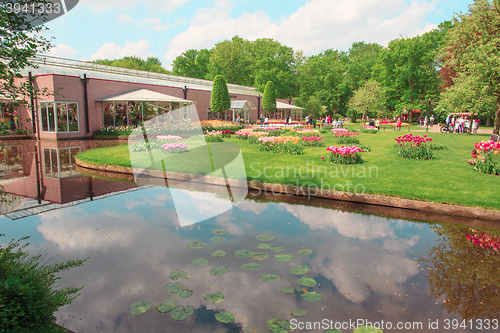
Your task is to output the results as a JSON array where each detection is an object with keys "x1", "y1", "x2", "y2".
[
  {"x1": 57, "y1": 103, "x2": 67, "y2": 132},
  {"x1": 48, "y1": 103, "x2": 56, "y2": 132},
  {"x1": 68, "y1": 103, "x2": 79, "y2": 132},
  {"x1": 41, "y1": 104, "x2": 48, "y2": 131},
  {"x1": 41, "y1": 102, "x2": 79, "y2": 133},
  {"x1": 44, "y1": 147, "x2": 81, "y2": 178}
]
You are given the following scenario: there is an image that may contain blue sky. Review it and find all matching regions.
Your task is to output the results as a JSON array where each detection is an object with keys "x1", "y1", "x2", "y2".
[{"x1": 43, "y1": 0, "x2": 473, "y2": 70}]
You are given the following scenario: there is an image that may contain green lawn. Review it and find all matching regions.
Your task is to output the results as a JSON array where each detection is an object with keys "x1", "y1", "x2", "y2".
[{"x1": 76, "y1": 130, "x2": 500, "y2": 210}]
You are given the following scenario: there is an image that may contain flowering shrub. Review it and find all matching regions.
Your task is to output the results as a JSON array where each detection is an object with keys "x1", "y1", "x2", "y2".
[
  {"x1": 258, "y1": 136, "x2": 303, "y2": 155},
  {"x1": 157, "y1": 135, "x2": 183, "y2": 141},
  {"x1": 325, "y1": 146, "x2": 364, "y2": 164},
  {"x1": 394, "y1": 134, "x2": 433, "y2": 160},
  {"x1": 469, "y1": 141, "x2": 500, "y2": 175},
  {"x1": 162, "y1": 143, "x2": 188, "y2": 154},
  {"x1": 301, "y1": 137, "x2": 325, "y2": 147},
  {"x1": 204, "y1": 131, "x2": 224, "y2": 142},
  {"x1": 334, "y1": 131, "x2": 360, "y2": 144},
  {"x1": 466, "y1": 228, "x2": 500, "y2": 251}
]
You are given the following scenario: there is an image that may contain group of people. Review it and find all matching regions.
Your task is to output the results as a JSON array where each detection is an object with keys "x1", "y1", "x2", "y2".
[
  {"x1": 446, "y1": 115, "x2": 480, "y2": 133},
  {"x1": 418, "y1": 115, "x2": 435, "y2": 127}
]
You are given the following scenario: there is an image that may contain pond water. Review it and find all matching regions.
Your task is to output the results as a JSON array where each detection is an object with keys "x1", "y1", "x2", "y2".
[{"x1": 1, "y1": 140, "x2": 499, "y2": 333}]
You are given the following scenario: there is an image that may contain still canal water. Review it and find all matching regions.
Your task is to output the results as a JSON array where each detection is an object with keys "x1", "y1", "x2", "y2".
[{"x1": 0, "y1": 140, "x2": 498, "y2": 333}]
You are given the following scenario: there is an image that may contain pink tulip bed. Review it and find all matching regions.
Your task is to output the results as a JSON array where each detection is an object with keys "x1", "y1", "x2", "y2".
[
  {"x1": 204, "y1": 131, "x2": 224, "y2": 142},
  {"x1": 333, "y1": 131, "x2": 360, "y2": 144},
  {"x1": 324, "y1": 145, "x2": 365, "y2": 164},
  {"x1": 157, "y1": 135, "x2": 183, "y2": 141},
  {"x1": 394, "y1": 134, "x2": 433, "y2": 160},
  {"x1": 466, "y1": 228, "x2": 500, "y2": 251},
  {"x1": 161, "y1": 143, "x2": 188, "y2": 154},
  {"x1": 301, "y1": 136, "x2": 325, "y2": 147},
  {"x1": 469, "y1": 141, "x2": 500, "y2": 175}
]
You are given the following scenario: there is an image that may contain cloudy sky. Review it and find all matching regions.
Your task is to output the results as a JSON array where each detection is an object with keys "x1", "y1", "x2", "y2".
[{"x1": 43, "y1": 0, "x2": 471, "y2": 70}]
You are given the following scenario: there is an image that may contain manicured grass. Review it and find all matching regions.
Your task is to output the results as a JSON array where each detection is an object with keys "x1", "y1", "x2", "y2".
[{"x1": 76, "y1": 130, "x2": 500, "y2": 210}]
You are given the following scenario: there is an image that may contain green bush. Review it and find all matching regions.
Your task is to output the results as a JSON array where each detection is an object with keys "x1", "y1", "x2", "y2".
[{"x1": 0, "y1": 237, "x2": 88, "y2": 333}]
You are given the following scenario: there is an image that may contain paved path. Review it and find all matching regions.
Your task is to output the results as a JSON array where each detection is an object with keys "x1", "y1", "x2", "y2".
[{"x1": 394, "y1": 125, "x2": 493, "y2": 135}]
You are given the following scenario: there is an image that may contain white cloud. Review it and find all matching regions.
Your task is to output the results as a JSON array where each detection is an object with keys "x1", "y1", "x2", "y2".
[
  {"x1": 118, "y1": 13, "x2": 139, "y2": 24},
  {"x1": 82, "y1": 0, "x2": 191, "y2": 13},
  {"x1": 46, "y1": 44, "x2": 78, "y2": 58},
  {"x1": 90, "y1": 39, "x2": 155, "y2": 60}
]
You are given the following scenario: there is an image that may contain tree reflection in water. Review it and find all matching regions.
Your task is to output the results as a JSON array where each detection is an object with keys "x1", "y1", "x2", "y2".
[{"x1": 421, "y1": 224, "x2": 500, "y2": 320}]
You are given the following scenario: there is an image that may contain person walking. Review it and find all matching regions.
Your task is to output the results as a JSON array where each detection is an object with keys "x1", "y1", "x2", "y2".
[
  {"x1": 396, "y1": 117, "x2": 402, "y2": 131},
  {"x1": 430, "y1": 115, "x2": 434, "y2": 127}
]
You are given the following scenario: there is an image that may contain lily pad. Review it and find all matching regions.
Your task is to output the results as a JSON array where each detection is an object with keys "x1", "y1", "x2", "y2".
[
  {"x1": 298, "y1": 277, "x2": 317, "y2": 287},
  {"x1": 297, "y1": 249, "x2": 313, "y2": 256},
  {"x1": 209, "y1": 265, "x2": 229, "y2": 276},
  {"x1": 289, "y1": 265, "x2": 309, "y2": 275},
  {"x1": 165, "y1": 282, "x2": 183, "y2": 293},
  {"x1": 252, "y1": 251, "x2": 269, "y2": 261},
  {"x1": 212, "y1": 229, "x2": 229, "y2": 235},
  {"x1": 156, "y1": 300, "x2": 175, "y2": 313},
  {"x1": 271, "y1": 246, "x2": 285, "y2": 252},
  {"x1": 169, "y1": 270, "x2": 188, "y2": 280},
  {"x1": 204, "y1": 292, "x2": 224, "y2": 303},
  {"x1": 267, "y1": 318, "x2": 292, "y2": 333},
  {"x1": 353, "y1": 326, "x2": 383, "y2": 333},
  {"x1": 191, "y1": 258, "x2": 209, "y2": 267},
  {"x1": 210, "y1": 236, "x2": 226, "y2": 243},
  {"x1": 235, "y1": 249, "x2": 253, "y2": 258},
  {"x1": 275, "y1": 254, "x2": 295, "y2": 262},
  {"x1": 179, "y1": 289, "x2": 193, "y2": 298},
  {"x1": 291, "y1": 308, "x2": 307, "y2": 317},
  {"x1": 280, "y1": 287, "x2": 295, "y2": 295},
  {"x1": 171, "y1": 305, "x2": 194, "y2": 321},
  {"x1": 129, "y1": 301, "x2": 151, "y2": 315},
  {"x1": 257, "y1": 243, "x2": 273, "y2": 249},
  {"x1": 187, "y1": 242, "x2": 208, "y2": 249},
  {"x1": 215, "y1": 311, "x2": 235, "y2": 323},
  {"x1": 260, "y1": 274, "x2": 281, "y2": 282},
  {"x1": 240, "y1": 263, "x2": 262, "y2": 271},
  {"x1": 212, "y1": 250, "x2": 226, "y2": 258},
  {"x1": 256, "y1": 234, "x2": 275, "y2": 241},
  {"x1": 301, "y1": 292, "x2": 323, "y2": 301}
]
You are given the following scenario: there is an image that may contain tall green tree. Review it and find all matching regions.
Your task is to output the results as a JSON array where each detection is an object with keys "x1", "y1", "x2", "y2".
[
  {"x1": 439, "y1": 0, "x2": 500, "y2": 133},
  {"x1": 210, "y1": 75, "x2": 230, "y2": 114},
  {"x1": 348, "y1": 80, "x2": 386, "y2": 119},
  {"x1": 262, "y1": 81, "x2": 276, "y2": 115},
  {"x1": 207, "y1": 36, "x2": 252, "y2": 85},
  {"x1": 92, "y1": 56, "x2": 169, "y2": 74},
  {"x1": 172, "y1": 49, "x2": 211, "y2": 79}
]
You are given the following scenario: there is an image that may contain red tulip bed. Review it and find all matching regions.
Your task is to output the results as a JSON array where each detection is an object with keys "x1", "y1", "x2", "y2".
[
  {"x1": 469, "y1": 141, "x2": 500, "y2": 175},
  {"x1": 394, "y1": 134, "x2": 433, "y2": 160}
]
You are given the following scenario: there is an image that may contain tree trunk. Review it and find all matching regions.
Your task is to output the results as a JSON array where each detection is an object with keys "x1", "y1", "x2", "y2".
[
  {"x1": 486, "y1": 116, "x2": 493, "y2": 127},
  {"x1": 494, "y1": 95, "x2": 500, "y2": 135}
]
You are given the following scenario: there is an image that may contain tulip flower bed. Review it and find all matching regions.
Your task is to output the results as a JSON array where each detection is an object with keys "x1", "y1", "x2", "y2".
[
  {"x1": 466, "y1": 228, "x2": 500, "y2": 251},
  {"x1": 247, "y1": 132, "x2": 270, "y2": 144},
  {"x1": 361, "y1": 126, "x2": 378, "y2": 134},
  {"x1": 325, "y1": 146, "x2": 364, "y2": 164},
  {"x1": 199, "y1": 120, "x2": 245, "y2": 133},
  {"x1": 220, "y1": 130, "x2": 232, "y2": 138},
  {"x1": 301, "y1": 137, "x2": 325, "y2": 147},
  {"x1": 334, "y1": 131, "x2": 360, "y2": 144},
  {"x1": 394, "y1": 134, "x2": 433, "y2": 160},
  {"x1": 258, "y1": 136, "x2": 304, "y2": 155},
  {"x1": 204, "y1": 131, "x2": 224, "y2": 142},
  {"x1": 161, "y1": 143, "x2": 188, "y2": 154},
  {"x1": 129, "y1": 140, "x2": 162, "y2": 152},
  {"x1": 157, "y1": 135, "x2": 183, "y2": 141},
  {"x1": 469, "y1": 141, "x2": 500, "y2": 175}
]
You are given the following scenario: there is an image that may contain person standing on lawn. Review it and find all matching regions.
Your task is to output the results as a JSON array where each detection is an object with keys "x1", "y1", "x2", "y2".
[{"x1": 396, "y1": 117, "x2": 402, "y2": 131}]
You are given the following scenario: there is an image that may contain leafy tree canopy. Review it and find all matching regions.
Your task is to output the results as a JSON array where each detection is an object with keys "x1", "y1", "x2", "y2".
[
  {"x1": 210, "y1": 75, "x2": 230, "y2": 114},
  {"x1": 262, "y1": 81, "x2": 276, "y2": 114},
  {"x1": 91, "y1": 56, "x2": 169, "y2": 74}
]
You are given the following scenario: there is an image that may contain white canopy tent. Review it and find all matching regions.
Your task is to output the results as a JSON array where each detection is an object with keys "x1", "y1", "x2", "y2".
[
  {"x1": 275, "y1": 101, "x2": 304, "y2": 120},
  {"x1": 97, "y1": 88, "x2": 196, "y2": 126},
  {"x1": 229, "y1": 100, "x2": 257, "y2": 123}
]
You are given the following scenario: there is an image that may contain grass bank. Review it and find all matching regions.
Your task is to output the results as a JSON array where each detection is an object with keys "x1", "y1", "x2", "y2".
[{"x1": 76, "y1": 130, "x2": 500, "y2": 210}]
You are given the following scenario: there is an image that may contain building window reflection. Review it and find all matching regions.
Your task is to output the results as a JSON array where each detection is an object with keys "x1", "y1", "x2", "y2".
[
  {"x1": 43, "y1": 147, "x2": 81, "y2": 178},
  {"x1": 0, "y1": 146, "x2": 24, "y2": 178}
]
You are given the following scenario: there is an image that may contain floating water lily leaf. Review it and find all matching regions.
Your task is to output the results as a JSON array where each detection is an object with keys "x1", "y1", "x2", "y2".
[
  {"x1": 215, "y1": 311, "x2": 235, "y2": 323},
  {"x1": 289, "y1": 265, "x2": 309, "y2": 275},
  {"x1": 291, "y1": 308, "x2": 307, "y2": 317},
  {"x1": 156, "y1": 300, "x2": 175, "y2": 313},
  {"x1": 353, "y1": 326, "x2": 383, "y2": 333},
  {"x1": 165, "y1": 282, "x2": 183, "y2": 293},
  {"x1": 298, "y1": 277, "x2": 317, "y2": 287},
  {"x1": 212, "y1": 250, "x2": 226, "y2": 258},
  {"x1": 256, "y1": 235, "x2": 275, "y2": 241},
  {"x1": 323, "y1": 330, "x2": 342, "y2": 333},
  {"x1": 301, "y1": 292, "x2": 323, "y2": 301},
  {"x1": 171, "y1": 305, "x2": 194, "y2": 321},
  {"x1": 240, "y1": 263, "x2": 262, "y2": 271},
  {"x1": 252, "y1": 251, "x2": 269, "y2": 261},
  {"x1": 260, "y1": 274, "x2": 281, "y2": 282},
  {"x1": 209, "y1": 265, "x2": 229, "y2": 276},
  {"x1": 235, "y1": 249, "x2": 253, "y2": 258},
  {"x1": 212, "y1": 229, "x2": 229, "y2": 235},
  {"x1": 169, "y1": 270, "x2": 188, "y2": 280},
  {"x1": 257, "y1": 243, "x2": 273, "y2": 249},
  {"x1": 271, "y1": 246, "x2": 285, "y2": 252},
  {"x1": 267, "y1": 318, "x2": 292, "y2": 333},
  {"x1": 179, "y1": 289, "x2": 193, "y2": 298},
  {"x1": 297, "y1": 249, "x2": 313, "y2": 256},
  {"x1": 187, "y1": 242, "x2": 208, "y2": 249},
  {"x1": 280, "y1": 287, "x2": 295, "y2": 295},
  {"x1": 191, "y1": 258, "x2": 209, "y2": 267},
  {"x1": 204, "y1": 292, "x2": 224, "y2": 303},
  {"x1": 129, "y1": 301, "x2": 151, "y2": 315},
  {"x1": 275, "y1": 254, "x2": 295, "y2": 262},
  {"x1": 210, "y1": 236, "x2": 226, "y2": 243}
]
